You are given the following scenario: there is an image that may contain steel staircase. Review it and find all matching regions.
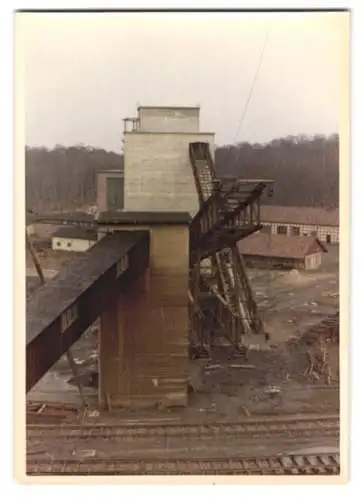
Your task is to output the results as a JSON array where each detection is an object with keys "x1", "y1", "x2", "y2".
[{"x1": 188, "y1": 142, "x2": 271, "y2": 349}]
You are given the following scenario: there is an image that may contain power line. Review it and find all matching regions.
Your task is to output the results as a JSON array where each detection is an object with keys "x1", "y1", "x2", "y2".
[{"x1": 234, "y1": 28, "x2": 270, "y2": 144}]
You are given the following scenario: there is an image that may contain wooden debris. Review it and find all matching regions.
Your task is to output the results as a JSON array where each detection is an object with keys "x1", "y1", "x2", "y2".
[
  {"x1": 36, "y1": 403, "x2": 46, "y2": 414},
  {"x1": 240, "y1": 406, "x2": 251, "y2": 417},
  {"x1": 303, "y1": 338, "x2": 332, "y2": 384},
  {"x1": 264, "y1": 385, "x2": 281, "y2": 396},
  {"x1": 87, "y1": 410, "x2": 100, "y2": 418},
  {"x1": 72, "y1": 449, "x2": 96, "y2": 458}
]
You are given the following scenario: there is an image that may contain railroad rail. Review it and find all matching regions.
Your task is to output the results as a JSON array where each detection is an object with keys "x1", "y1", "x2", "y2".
[
  {"x1": 27, "y1": 453, "x2": 340, "y2": 475},
  {"x1": 27, "y1": 414, "x2": 339, "y2": 440}
]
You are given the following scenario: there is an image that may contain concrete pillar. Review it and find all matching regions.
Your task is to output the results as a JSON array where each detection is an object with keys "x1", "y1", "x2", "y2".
[
  {"x1": 98, "y1": 295, "x2": 123, "y2": 409},
  {"x1": 98, "y1": 224, "x2": 190, "y2": 410},
  {"x1": 115, "y1": 268, "x2": 189, "y2": 409}
]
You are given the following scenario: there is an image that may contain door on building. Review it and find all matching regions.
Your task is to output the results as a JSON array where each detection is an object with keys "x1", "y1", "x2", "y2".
[
  {"x1": 106, "y1": 177, "x2": 124, "y2": 210},
  {"x1": 326, "y1": 234, "x2": 332, "y2": 244}
]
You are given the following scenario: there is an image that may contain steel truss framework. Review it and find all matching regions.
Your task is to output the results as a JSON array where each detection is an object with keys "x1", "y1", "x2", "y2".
[{"x1": 188, "y1": 142, "x2": 274, "y2": 352}]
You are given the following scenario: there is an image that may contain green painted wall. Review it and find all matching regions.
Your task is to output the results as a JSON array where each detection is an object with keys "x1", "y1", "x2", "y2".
[{"x1": 107, "y1": 177, "x2": 124, "y2": 210}]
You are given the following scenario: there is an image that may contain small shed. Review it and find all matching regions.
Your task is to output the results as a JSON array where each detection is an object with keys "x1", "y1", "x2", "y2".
[
  {"x1": 238, "y1": 233, "x2": 328, "y2": 270},
  {"x1": 51, "y1": 227, "x2": 98, "y2": 253}
]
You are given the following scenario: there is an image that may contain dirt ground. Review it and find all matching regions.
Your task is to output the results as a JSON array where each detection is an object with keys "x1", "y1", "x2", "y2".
[
  {"x1": 249, "y1": 245, "x2": 339, "y2": 343},
  {"x1": 26, "y1": 245, "x2": 340, "y2": 460}
]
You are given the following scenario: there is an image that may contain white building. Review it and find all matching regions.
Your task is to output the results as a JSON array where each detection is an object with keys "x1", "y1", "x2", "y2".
[
  {"x1": 260, "y1": 205, "x2": 339, "y2": 244},
  {"x1": 122, "y1": 105, "x2": 215, "y2": 214},
  {"x1": 51, "y1": 227, "x2": 98, "y2": 252}
]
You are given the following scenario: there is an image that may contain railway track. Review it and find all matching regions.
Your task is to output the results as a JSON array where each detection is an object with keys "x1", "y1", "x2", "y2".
[
  {"x1": 27, "y1": 453, "x2": 340, "y2": 475},
  {"x1": 27, "y1": 414, "x2": 339, "y2": 440}
]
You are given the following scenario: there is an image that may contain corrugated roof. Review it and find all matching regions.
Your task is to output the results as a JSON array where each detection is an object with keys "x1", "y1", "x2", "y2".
[
  {"x1": 238, "y1": 233, "x2": 328, "y2": 260},
  {"x1": 260, "y1": 205, "x2": 339, "y2": 227},
  {"x1": 52, "y1": 227, "x2": 98, "y2": 240},
  {"x1": 97, "y1": 211, "x2": 191, "y2": 225}
]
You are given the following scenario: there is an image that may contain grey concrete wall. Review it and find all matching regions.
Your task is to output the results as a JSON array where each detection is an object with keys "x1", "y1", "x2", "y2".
[
  {"x1": 99, "y1": 225, "x2": 190, "y2": 409},
  {"x1": 138, "y1": 107, "x2": 199, "y2": 133},
  {"x1": 123, "y1": 132, "x2": 215, "y2": 214}
]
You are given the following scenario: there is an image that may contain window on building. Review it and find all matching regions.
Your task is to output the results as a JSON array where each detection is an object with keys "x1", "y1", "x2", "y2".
[
  {"x1": 261, "y1": 224, "x2": 271, "y2": 234},
  {"x1": 277, "y1": 225, "x2": 287, "y2": 235},
  {"x1": 67, "y1": 242, "x2": 72, "y2": 248},
  {"x1": 291, "y1": 226, "x2": 300, "y2": 236},
  {"x1": 326, "y1": 234, "x2": 332, "y2": 244},
  {"x1": 56, "y1": 241, "x2": 61, "y2": 247}
]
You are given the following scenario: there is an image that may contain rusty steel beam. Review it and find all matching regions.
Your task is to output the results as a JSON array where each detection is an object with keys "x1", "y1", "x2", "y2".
[
  {"x1": 221, "y1": 183, "x2": 266, "y2": 228},
  {"x1": 190, "y1": 184, "x2": 268, "y2": 255},
  {"x1": 191, "y1": 225, "x2": 262, "y2": 263}
]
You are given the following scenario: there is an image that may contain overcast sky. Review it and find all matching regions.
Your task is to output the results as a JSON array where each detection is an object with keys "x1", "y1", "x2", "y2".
[{"x1": 18, "y1": 11, "x2": 348, "y2": 153}]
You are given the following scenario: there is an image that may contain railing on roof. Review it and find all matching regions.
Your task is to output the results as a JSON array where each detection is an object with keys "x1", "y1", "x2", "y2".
[{"x1": 123, "y1": 117, "x2": 140, "y2": 133}]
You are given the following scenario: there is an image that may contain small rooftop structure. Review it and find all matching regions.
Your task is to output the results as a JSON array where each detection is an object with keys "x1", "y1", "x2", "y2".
[{"x1": 123, "y1": 105, "x2": 202, "y2": 134}]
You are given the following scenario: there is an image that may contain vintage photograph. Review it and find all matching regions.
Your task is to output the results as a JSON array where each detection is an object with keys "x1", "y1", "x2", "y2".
[{"x1": 18, "y1": 9, "x2": 348, "y2": 479}]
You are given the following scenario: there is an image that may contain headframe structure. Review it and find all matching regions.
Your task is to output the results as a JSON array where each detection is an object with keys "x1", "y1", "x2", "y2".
[{"x1": 188, "y1": 141, "x2": 273, "y2": 353}]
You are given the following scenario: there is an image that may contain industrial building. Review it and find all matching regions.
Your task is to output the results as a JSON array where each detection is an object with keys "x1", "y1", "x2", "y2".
[
  {"x1": 96, "y1": 106, "x2": 211, "y2": 215},
  {"x1": 238, "y1": 233, "x2": 328, "y2": 270},
  {"x1": 51, "y1": 227, "x2": 98, "y2": 252},
  {"x1": 27, "y1": 104, "x2": 273, "y2": 409},
  {"x1": 260, "y1": 205, "x2": 339, "y2": 244},
  {"x1": 122, "y1": 105, "x2": 212, "y2": 214},
  {"x1": 25, "y1": 103, "x2": 340, "y2": 476}
]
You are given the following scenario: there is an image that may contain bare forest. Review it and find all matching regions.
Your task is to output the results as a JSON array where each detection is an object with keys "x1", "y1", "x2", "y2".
[{"x1": 25, "y1": 134, "x2": 339, "y2": 212}]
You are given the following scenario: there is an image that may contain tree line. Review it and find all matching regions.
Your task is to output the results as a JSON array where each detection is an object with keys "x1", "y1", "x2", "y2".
[
  {"x1": 25, "y1": 145, "x2": 123, "y2": 212},
  {"x1": 25, "y1": 134, "x2": 338, "y2": 212},
  {"x1": 215, "y1": 134, "x2": 339, "y2": 207}
]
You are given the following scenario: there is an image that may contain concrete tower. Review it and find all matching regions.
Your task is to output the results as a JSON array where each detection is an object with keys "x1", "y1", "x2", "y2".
[{"x1": 123, "y1": 105, "x2": 215, "y2": 214}]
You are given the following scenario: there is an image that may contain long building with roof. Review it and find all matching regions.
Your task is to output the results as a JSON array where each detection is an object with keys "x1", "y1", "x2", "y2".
[{"x1": 259, "y1": 205, "x2": 339, "y2": 244}]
